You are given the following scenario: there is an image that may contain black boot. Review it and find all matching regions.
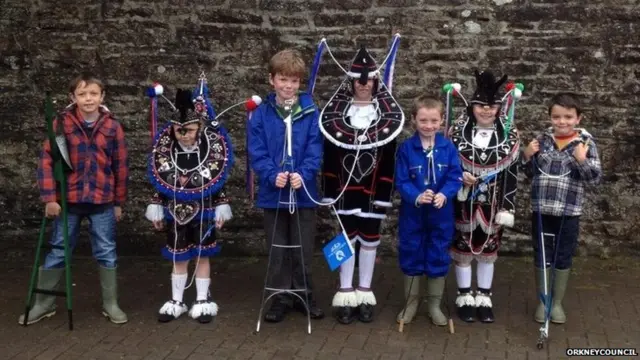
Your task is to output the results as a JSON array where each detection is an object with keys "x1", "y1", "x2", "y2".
[
  {"x1": 358, "y1": 303, "x2": 374, "y2": 323},
  {"x1": 335, "y1": 305, "x2": 358, "y2": 324},
  {"x1": 476, "y1": 288, "x2": 494, "y2": 323},
  {"x1": 455, "y1": 288, "x2": 476, "y2": 323},
  {"x1": 355, "y1": 289, "x2": 376, "y2": 323},
  {"x1": 293, "y1": 294, "x2": 325, "y2": 319},
  {"x1": 264, "y1": 295, "x2": 290, "y2": 323}
]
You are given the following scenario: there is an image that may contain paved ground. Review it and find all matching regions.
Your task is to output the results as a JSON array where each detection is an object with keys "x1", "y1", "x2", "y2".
[{"x1": 2, "y1": 254, "x2": 639, "y2": 360}]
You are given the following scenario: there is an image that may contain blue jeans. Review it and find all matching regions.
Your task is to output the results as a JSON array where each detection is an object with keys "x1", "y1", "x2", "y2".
[
  {"x1": 531, "y1": 212, "x2": 580, "y2": 270},
  {"x1": 43, "y1": 206, "x2": 118, "y2": 269}
]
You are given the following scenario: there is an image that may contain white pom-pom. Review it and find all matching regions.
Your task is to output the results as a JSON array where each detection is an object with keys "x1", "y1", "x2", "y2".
[
  {"x1": 154, "y1": 84, "x2": 163, "y2": 96},
  {"x1": 513, "y1": 88, "x2": 522, "y2": 99},
  {"x1": 452, "y1": 83, "x2": 461, "y2": 92},
  {"x1": 251, "y1": 95, "x2": 262, "y2": 106},
  {"x1": 495, "y1": 210, "x2": 514, "y2": 228},
  {"x1": 215, "y1": 204, "x2": 232, "y2": 222},
  {"x1": 145, "y1": 204, "x2": 164, "y2": 222}
]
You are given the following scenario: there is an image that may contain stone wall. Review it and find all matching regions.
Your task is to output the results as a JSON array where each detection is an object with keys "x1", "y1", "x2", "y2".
[{"x1": 1, "y1": 0, "x2": 639, "y2": 258}]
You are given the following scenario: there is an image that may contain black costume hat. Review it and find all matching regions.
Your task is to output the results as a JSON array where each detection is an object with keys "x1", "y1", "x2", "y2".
[
  {"x1": 347, "y1": 45, "x2": 380, "y2": 86},
  {"x1": 470, "y1": 69, "x2": 508, "y2": 106},
  {"x1": 171, "y1": 89, "x2": 201, "y2": 126}
]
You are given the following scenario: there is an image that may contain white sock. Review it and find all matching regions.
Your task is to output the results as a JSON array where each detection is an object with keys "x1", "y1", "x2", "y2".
[
  {"x1": 196, "y1": 277, "x2": 210, "y2": 301},
  {"x1": 477, "y1": 262, "x2": 494, "y2": 290},
  {"x1": 455, "y1": 265, "x2": 472, "y2": 289},
  {"x1": 339, "y1": 255, "x2": 355, "y2": 290},
  {"x1": 171, "y1": 273, "x2": 188, "y2": 303},
  {"x1": 358, "y1": 246, "x2": 377, "y2": 289}
]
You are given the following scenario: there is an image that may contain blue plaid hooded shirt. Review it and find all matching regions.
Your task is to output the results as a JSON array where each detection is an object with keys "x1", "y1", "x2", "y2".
[{"x1": 521, "y1": 127, "x2": 602, "y2": 217}]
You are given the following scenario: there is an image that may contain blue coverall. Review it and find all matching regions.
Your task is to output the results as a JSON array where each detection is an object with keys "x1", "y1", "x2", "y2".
[{"x1": 395, "y1": 132, "x2": 463, "y2": 278}]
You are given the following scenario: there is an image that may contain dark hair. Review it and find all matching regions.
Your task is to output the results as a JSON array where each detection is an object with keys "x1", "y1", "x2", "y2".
[
  {"x1": 548, "y1": 93, "x2": 581, "y2": 117},
  {"x1": 69, "y1": 72, "x2": 105, "y2": 94}
]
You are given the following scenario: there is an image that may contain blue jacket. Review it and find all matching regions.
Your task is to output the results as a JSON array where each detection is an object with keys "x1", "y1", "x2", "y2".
[
  {"x1": 395, "y1": 132, "x2": 463, "y2": 277},
  {"x1": 247, "y1": 92, "x2": 323, "y2": 209}
]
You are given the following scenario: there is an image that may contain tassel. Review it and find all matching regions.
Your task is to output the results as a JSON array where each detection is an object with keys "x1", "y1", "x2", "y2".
[
  {"x1": 246, "y1": 110, "x2": 255, "y2": 202},
  {"x1": 307, "y1": 40, "x2": 326, "y2": 95},
  {"x1": 382, "y1": 33, "x2": 401, "y2": 93}
]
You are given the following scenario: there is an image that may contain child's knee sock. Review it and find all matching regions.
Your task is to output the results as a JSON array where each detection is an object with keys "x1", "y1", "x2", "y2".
[
  {"x1": 195, "y1": 277, "x2": 210, "y2": 301},
  {"x1": 455, "y1": 265, "x2": 472, "y2": 291},
  {"x1": 476, "y1": 262, "x2": 494, "y2": 293},
  {"x1": 172, "y1": 273, "x2": 188, "y2": 302}
]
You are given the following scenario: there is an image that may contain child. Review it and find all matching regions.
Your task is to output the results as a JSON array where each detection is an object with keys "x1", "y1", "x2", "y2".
[
  {"x1": 247, "y1": 49, "x2": 324, "y2": 322},
  {"x1": 394, "y1": 95, "x2": 462, "y2": 326},
  {"x1": 521, "y1": 93, "x2": 602, "y2": 324},
  {"x1": 21, "y1": 72, "x2": 129, "y2": 325},
  {"x1": 448, "y1": 70, "x2": 521, "y2": 323},
  {"x1": 145, "y1": 77, "x2": 233, "y2": 324},
  {"x1": 319, "y1": 43, "x2": 403, "y2": 324}
]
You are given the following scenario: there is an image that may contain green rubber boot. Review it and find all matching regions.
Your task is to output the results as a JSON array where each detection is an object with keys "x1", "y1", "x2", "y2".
[
  {"x1": 18, "y1": 267, "x2": 64, "y2": 325},
  {"x1": 99, "y1": 266, "x2": 128, "y2": 324},
  {"x1": 396, "y1": 275, "x2": 420, "y2": 324},
  {"x1": 534, "y1": 267, "x2": 548, "y2": 324},
  {"x1": 425, "y1": 276, "x2": 447, "y2": 326},
  {"x1": 550, "y1": 268, "x2": 570, "y2": 324}
]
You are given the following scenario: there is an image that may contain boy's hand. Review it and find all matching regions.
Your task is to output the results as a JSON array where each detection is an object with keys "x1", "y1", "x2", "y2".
[
  {"x1": 289, "y1": 173, "x2": 302, "y2": 189},
  {"x1": 216, "y1": 218, "x2": 225, "y2": 229},
  {"x1": 573, "y1": 142, "x2": 589, "y2": 164},
  {"x1": 275, "y1": 172, "x2": 289, "y2": 188},
  {"x1": 152, "y1": 220, "x2": 164, "y2": 231},
  {"x1": 45, "y1": 202, "x2": 61, "y2": 218},
  {"x1": 462, "y1": 172, "x2": 477, "y2": 187},
  {"x1": 114, "y1": 206, "x2": 123, "y2": 222},
  {"x1": 433, "y1": 193, "x2": 446, "y2": 209},
  {"x1": 418, "y1": 190, "x2": 434, "y2": 204},
  {"x1": 524, "y1": 139, "x2": 540, "y2": 160}
]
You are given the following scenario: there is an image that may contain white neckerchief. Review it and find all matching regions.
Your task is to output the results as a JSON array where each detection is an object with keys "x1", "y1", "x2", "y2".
[
  {"x1": 473, "y1": 128, "x2": 494, "y2": 148},
  {"x1": 347, "y1": 103, "x2": 377, "y2": 129}
]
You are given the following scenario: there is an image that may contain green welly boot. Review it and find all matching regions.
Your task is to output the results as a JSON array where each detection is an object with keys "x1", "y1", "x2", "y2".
[
  {"x1": 534, "y1": 267, "x2": 548, "y2": 324},
  {"x1": 396, "y1": 275, "x2": 420, "y2": 324},
  {"x1": 550, "y1": 268, "x2": 570, "y2": 324},
  {"x1": 534, "y1": 267, "x2": 570, "y2": 324},
  {"x1": 18, "y1": 267, "x2": 64, "y2": 325},
  {"x1": 99, "y1": 266, "x2": 128, "y2": 324},
  {"x1": 426, "y1": 277, "x2": 447, "y2": 326}
]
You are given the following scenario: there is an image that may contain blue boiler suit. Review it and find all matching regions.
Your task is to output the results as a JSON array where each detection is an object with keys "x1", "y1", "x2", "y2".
[{"x1": 395, "y1": 133, "x2": 463, "y2": 278}]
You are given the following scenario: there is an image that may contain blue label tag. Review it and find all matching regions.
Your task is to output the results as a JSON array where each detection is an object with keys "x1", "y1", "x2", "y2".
[{"x1": 322, "y1": 232, "x2": 354, "y2": 271}]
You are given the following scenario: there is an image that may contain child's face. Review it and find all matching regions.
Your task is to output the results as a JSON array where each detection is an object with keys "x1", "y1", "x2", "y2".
[
  {"x1": 472, "y1": 104, "x2": 500, "y2": 126},
  {"x1": 413, "y1": 107, "x2": 442, "y2": 139},
  {"x1": 550, "y1": 105, "x2": 581, "y2": 136},
  {"x1": 173, "y1": 123, "x2": 200, "y2": 146},
  {"x1": 71, "y1": 81, "x2": 104, "y2": 116},
  {"x1": 353, "y1": 79, "x2": 374, "y2": 102},
  {"x1": 269, "y1": 73, "x2": 300, "y2": 103}
]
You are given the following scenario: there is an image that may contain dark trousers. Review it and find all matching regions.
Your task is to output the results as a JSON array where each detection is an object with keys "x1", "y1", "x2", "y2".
[
  {"x1": 531, "y1": 212, "x2": 580, "y2": 270},
  {"x1": 263, "y1": 208, "x2": 316, "y2": 300}
]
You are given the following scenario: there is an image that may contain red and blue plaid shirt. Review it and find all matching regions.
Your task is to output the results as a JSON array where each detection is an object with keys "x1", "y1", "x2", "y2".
[{"x1": 37, "y1": 105, "x2": 129, "y2": 206}]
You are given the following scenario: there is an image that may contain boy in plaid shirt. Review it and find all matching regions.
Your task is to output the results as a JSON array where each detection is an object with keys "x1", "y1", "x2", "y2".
[
  {"x1": 20, "y1": 72, "x2": 129, "y2": 325},
  {"x1": 521, "y1": 93, "x2": 602, "y2": 324}
]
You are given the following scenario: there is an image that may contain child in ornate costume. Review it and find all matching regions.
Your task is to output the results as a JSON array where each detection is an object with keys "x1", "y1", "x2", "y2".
[
  {"x1": 395, "y1": 95, "x2": 462, "y2": 327},
  {"x1": 248, "y1": 49, "x2": 325, "y2": 323},
  {"x1": 145, "y1": 75, "x2": 234, "y2": 324},
  {"x1": 447, "y1": 70, "x2": 522, "y2": 323},
  {"x1": 318, "y1": 35, "x2": 404, "y2": 324},
  {"x1": 521, "y1": 93, "x2": 601, "y2": 326},
  {"x1": 22, "y1": 72, "x2": 129, "y2": 325}
]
